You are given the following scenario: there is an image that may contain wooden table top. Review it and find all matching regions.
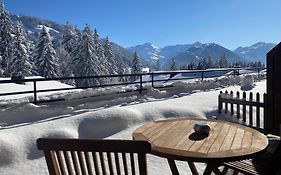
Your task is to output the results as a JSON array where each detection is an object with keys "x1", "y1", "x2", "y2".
[{"x1": 133, "y1": 118, "x2": 268, "y2": 162}]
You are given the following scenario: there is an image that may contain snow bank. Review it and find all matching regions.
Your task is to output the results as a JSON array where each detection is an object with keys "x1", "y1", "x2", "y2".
[
  {"x1": 241, "y1": 75, "x2": 254, "y2": 90},
  {"x1": 0, "y1": 74, "x2": 267, "y2": 175}
]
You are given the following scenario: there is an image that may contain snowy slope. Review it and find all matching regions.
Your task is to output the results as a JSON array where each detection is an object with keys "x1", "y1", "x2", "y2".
[
  {"x1": 165, "y1": 43, "x2": 245, "y2": 68},
  {"x1": 234, "y1": 42, "x2": 276, "y2": 64},
  {"x1": 127, "y1": 43, "x2": 163, "y2": 65},
  {"x1": 0, "y1": 72, "x2": 266, "y2": 175}
]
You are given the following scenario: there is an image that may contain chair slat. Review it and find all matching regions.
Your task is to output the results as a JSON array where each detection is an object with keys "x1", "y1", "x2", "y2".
[
  {"x1": 107, "y1": 152, "x2": 114, "y2": 175},
  {"x1": 37, "y1": 138, "x2": 151, "y2": 175},
  {"x1": 99, "y1": 152, "x2": 107, "y2": 174},
  {"x1": 63, "y1": 151, "x2": 74, "y2": 175},
  {"x1": 78, "y1": 151, "x2": 88, "y2": 175},
  {"x1": 130, "y1": 153, "x2": 136, "y2": 175},
  {"x1": 71, "y1": 151, "x2": 82, "y2": 175},
  {"x1": 122, "y1": 152, "x2": 128, "y2": 175},
  {"x1": 92, "y1": 152, "x2": 100, "y2": 175},
  {"x1": 56, "y1": 151, "x2": 67, "y2": 175},
  {"x1": 114, "y1": 152, "x2": 121, "y2": 175},
  {"x1": 85, "y1": 152, "x2": 93, "y2": 175}
]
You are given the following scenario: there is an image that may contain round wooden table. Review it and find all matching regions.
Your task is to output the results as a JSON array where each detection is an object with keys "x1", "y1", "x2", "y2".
[{"x1": 133, "y1": 118, "x2": 268, "y2": 175}]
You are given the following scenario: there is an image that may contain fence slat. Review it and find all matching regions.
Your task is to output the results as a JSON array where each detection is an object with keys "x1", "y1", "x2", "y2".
[
  {"x1": 219, "y1": 91, "x2": 266, "y2": 130},
  {"x1": 256, "y1": 93, "x2": 260, "y2": 127},
  {"x1": 218, "y1": 91, "x2": 222, "y2": 113},
  {"x1": 242, "y1": 92, "x2": 247, "y2": 122},
  {"x1": 230, "y1": 91, "x2": 234, "y2": 115},
  {"x1": 236, "y1": 91, "x2": 240, "y2": 119},
  {"x1": 249, "y1": 92, "x2": 253, "y2": 126},
  {"x1": 225, "y1": 90, "x2": 228, "y2": 113}
]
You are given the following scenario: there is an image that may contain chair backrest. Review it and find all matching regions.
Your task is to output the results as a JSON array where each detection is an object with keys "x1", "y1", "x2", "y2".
[{"x1": 37, "y1": 138, "x2": 151, "y2": 175}]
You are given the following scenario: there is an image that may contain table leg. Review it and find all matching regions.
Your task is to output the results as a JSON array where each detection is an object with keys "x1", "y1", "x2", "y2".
[
  {"x1": 187, "y1": 162, "x2": 199, "y2": 175},
  {"x1": 167, "y1": 159, "x2": 179, "y2": 175}
]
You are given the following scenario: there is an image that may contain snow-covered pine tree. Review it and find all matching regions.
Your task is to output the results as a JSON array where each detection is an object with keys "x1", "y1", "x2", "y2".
[
  {"x1": 130, "y1": 52, "x2": 142, "y2": 82},
  {"x1": 56, "y1": 46, "x2": 75, "y2": 85},
  {"x1": 72, "y1": 25, "x2": 102, "y2": 87},
  {"x1": 155, "y1": 59, "x2": 161, "y2": 71},
  {"x1": 218, "y1": 54, "x2": 228, "y2": 68},
  {"x1": 34, "y1": 26, "x2": 59, "y2": 78},
  {"x1": 61, "y1": 22, "x2": 77, "y2": 54},
  {"x1": 103, "y1": 36, "x2": 118, "y2": 74},
  {"x1": 118, "y1": 61, "x2": 130, "y2": 83},
  {"x1": 10, "y1": 21, "x2": 33, "y2": 76},
  {"x1": 0, "y1": 2, "x2": 14, "y2": 77},
  {"x1": 169, "y1": 59, "x2": 177, "y2": 70}
]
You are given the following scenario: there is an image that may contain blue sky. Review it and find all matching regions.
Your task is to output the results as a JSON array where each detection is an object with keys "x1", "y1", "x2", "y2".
[{"x1": 3, "y1": 0, "x2": 281, "y2": 49}]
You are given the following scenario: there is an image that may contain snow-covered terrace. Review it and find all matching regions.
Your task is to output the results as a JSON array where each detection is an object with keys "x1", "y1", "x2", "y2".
[{"x1": 0, "y1": 72, "x2": 266, "y2": 174}]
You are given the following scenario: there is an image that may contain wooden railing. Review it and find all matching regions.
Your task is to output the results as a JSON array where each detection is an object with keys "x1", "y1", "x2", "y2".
[{"x1": 218, "y1": 90, "x2": 267, "y2": 129}]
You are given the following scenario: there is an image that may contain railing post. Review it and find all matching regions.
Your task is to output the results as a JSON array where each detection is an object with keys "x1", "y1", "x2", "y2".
[
  {"x1": 151, "y1": 73, "x2": 154, "y2": 88},
  {"x1": 139, "y1": 74, "x2": 143, "y2": 93},
  {"x1": 257, "y1": 67, "x2": 260, "y2": 78},
  {"x1": 201, "y1": 71, "x2": 204, "y2": 81},
  {"x1": 33, "y1": 80, "x2": 37, "y2": 104}
]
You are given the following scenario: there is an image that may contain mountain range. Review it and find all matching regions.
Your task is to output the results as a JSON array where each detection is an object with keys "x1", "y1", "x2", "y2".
[
  {"x1": 10, "y1": 13, "x2": 276, "y2": 69},
  {"x1": 128, "y1": 41, "x2": 276, "y2": 68}
]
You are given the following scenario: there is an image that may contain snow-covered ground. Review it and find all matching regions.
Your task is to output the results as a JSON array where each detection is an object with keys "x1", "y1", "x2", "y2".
[{"x1": 0, "y1": 74, "x2": 266, "y2": 175}]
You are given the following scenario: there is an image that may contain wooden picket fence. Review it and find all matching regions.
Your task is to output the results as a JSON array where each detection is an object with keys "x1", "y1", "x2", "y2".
[{"x1": 218, "y1": 90, "x2": 267, "y2": 129}]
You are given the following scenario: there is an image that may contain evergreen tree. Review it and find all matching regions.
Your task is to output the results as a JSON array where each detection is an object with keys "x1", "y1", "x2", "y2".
[
  {"x1": 72, "y1": 25, "x2": 101, "y2": 87},
  {"x1": 197, "y1": 59, "x2": 203, "y2": 70},
  {"x1": 155, "y1": 59, "x2": 161, "y2": 71},
  {"x1": 61, "y1": 22, "x2": 77, "y2": 53},
  {"x1": 218, "y1": 54, "x2": 228, "y2": 68},
  {"x1": 118, "y1": 61, "x2": 129, "y2": 83},
  {"x1": 10, "y1": 21, "x2": 33, "y2": 76},
  {"x1": 34, "y1": 26, "x2": 59, "y2": 78},
  {"x1": 169, "y1": 59, "x2": 177, "y2": 70},
  {"x1": 0, "y1": 2, "x2": 14, "y2": 77},
  {"x1": 93, "y1": 29, "x2": 105, "y2": 70},
  {"x1": 207, "y1": 56, "x2": 213, "y2": 68},
  {"x1": 188, "y1": 62, "x2": 196, "y2": 70},
  {"x1": 103, "y1": 36, "x2": 117, "y2": 74},
  {"x1": 57, "y1": 46, "x2": 75, "y2": 84},
  {"x1": 130, "y1": 52, "x2": 141, "y2": 82}
]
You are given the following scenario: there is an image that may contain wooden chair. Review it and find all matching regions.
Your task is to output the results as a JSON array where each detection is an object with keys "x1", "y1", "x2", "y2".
[
  {"x1": 37, "y1": 138, "x2": 151, "y2": 175},
  {"x1": 220, "y1": 134, "x2": 281, "y2": 175}
]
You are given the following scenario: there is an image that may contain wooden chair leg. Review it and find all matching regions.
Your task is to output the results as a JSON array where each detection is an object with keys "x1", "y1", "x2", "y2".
[
  {"x1": 167, "y1": 159, "x2": 179, "y2": 175},
  {"x1": 203, "y1": 164, "x2": 213, "y2": 175},
  {"x1": 204, "y1": 163, "x2": 222, "y2": 175},
  {"x1": 187, "y1": 162, "x2": 199, "y2": 175}
]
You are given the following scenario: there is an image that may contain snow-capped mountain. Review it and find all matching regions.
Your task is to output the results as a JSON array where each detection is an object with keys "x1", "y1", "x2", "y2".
[
  {"x1": 127, "y1": 43, "x2": 163, "y2": 65},
  {"x1": 234, "y1": 42, "x2": 276, "y2": 63},
  {"x1": 128, "y1": 42, "x2": 202, "y2": 66},
  {"x1": 164, "y1": 43, "x2": 245, "y2": 68}
]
